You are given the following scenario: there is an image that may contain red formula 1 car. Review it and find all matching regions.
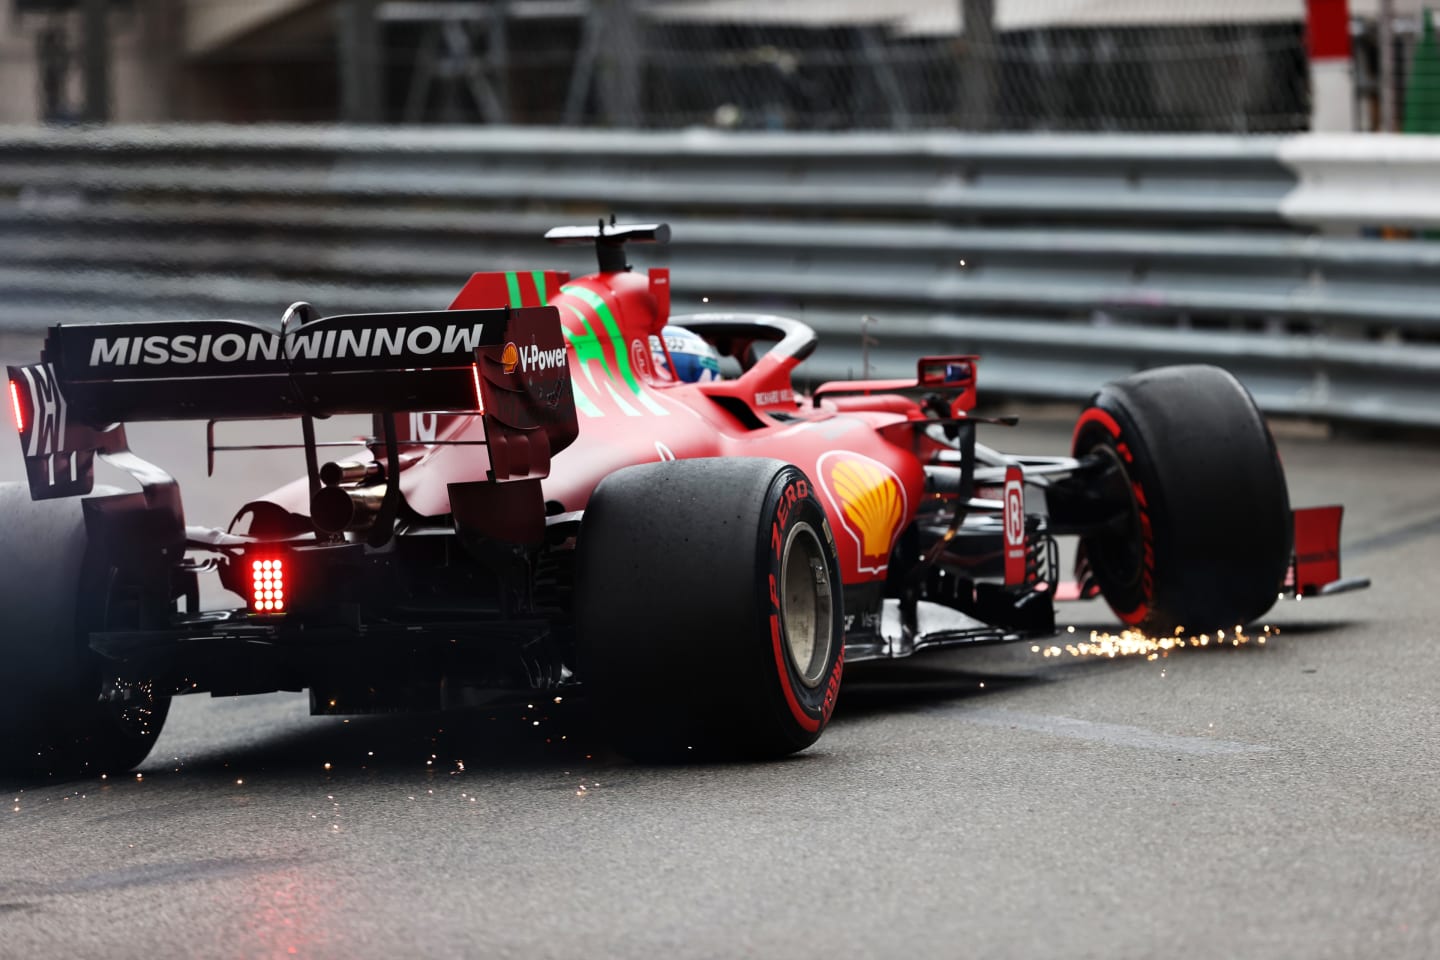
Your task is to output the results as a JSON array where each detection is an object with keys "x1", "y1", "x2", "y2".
[{"x1": 2, "y1": 223, "x2": 1366, "y2": 773}]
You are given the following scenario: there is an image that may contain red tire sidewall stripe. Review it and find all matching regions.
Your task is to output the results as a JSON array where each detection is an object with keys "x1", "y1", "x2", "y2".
[
  {"x1": 767, "y1": 474, "x2": 842, "y2": 735},
  {"x1": 771, "y1": 612, "x2": 820, "y2": 733},
  {"x1": 1075, "y1": 405, "x2": 1153, "y2": 627},
  {"x1": 1073, "y1": 406, "x2": 1122, "y2": 445}
]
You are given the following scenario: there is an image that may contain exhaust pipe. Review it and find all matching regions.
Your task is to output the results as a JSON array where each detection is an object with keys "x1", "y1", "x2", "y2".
[
  {"x1": 311, "y1": 484, "x2": 387, "y2": 534},
  {"x1": 319, "y1": 458, "x2": 384, "y2": 487}
]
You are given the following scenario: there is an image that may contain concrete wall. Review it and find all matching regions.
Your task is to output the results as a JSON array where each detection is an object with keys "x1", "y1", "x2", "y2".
[
  {"x1": 185, "y1": 0, "x2": 314, "y2": 55},
  {"x1": 1, "y1": 5, "x2": 44, "y2": 123},
  {"x1": 0, "y1": 0, "x2": 326, "y2": 123},
  {"x1": 1, "y1": 1, "x2": 186, "y2": 123}
]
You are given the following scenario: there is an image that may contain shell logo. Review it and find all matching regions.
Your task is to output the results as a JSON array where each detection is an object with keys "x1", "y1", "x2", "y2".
[
  {"x1": 816, "y1": 451, "x2": 907, "y2": 575},
  {"x1": 501, "y1": 341, "x2": 520, "y2": 375}
]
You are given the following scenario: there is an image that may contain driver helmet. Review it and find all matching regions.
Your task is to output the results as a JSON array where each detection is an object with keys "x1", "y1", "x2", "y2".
[{"x1": 650, "y1": 325, "x2": 721, "y2": 383}]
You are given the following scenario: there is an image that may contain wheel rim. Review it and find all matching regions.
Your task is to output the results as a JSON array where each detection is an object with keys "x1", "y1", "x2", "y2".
[
  {"x1": 779, "y1": 521, "x2": 834, "y2": 689},
  {"x1": 1081, "y1": 441, "x2": 1145, "y2": 595},
  {"x1": 93, "y1": 567, "x2": 168, "y2": 748}
]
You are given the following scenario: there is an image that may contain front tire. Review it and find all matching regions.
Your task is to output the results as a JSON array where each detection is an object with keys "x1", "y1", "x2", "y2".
[
  {"x1": 1071, "y1": 366, "x2": 1292, "y2": 635},
  {"x1": 0, "y1": 484, "x2": 170, "y2": 779},
  {"x1": 575, "y1": 458, "x2": 844, "y2": 761}
]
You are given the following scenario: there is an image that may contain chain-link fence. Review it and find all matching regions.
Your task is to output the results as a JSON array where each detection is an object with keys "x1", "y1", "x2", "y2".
[
  {"x1": 642, "y1": 4, "x2": 1309, "y2": 132},
  {"x1": 373, "y1": 0, "x2": 1312, "y2": 131},
  {"x1": 7, "y1": 0, "x2": 1439, "y2": 131}
]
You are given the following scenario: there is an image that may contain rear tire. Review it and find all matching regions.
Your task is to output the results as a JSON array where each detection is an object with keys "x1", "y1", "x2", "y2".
[
  {"x1": 575, "y1": 458, "x2": 844, "y2": 761},
  {"x1": 1071, "y1": 366, "x2": 1292, "y2": 635},
  {"x1": 0, "y1": 484, "x2": 170, "y2": 780}
]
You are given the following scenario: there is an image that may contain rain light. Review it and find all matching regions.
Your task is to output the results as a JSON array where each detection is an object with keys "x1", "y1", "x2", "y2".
[
  {"x1": 249, "y1": 557, "x2": 287, "y2": 613},
  {"x1": 7, "y1": 380, "x2": 22, "y2": 433}
]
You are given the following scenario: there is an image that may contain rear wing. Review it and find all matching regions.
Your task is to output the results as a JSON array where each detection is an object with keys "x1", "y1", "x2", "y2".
[
  {"x1": 22, "y1": 308, "x2": 508, "y2": 422},
  {"x1": 7, "y1": 304, "x2": 577, "y2": 501}
]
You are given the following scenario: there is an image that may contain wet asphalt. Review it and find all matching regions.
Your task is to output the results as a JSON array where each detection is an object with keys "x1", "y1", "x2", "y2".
[{"x1": 2, "y1": 396, "x2": 1438, "y2": 959}]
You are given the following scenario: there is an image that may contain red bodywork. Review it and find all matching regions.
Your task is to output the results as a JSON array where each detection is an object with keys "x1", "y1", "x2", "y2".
[{"x1": 256, "y1": 266, "x2": 934, "y2": 587}]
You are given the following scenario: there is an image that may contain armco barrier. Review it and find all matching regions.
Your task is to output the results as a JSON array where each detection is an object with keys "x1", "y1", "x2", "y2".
[{"x1": 0, "y1": 126, "x2": 1436, "y2": 427}]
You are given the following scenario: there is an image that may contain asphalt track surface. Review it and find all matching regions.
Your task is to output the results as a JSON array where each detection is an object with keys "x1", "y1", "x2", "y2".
[{"x1": 1, "y1": 346, "x2": 1437, "y2": 958}]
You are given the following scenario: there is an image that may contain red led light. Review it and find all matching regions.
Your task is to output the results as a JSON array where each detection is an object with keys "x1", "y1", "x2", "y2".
[
  {"x1": 471, "y1": 362, "x2": 485, "y2": 414},
  {"x1": 248, "y1": 556, "x2": 287, "y2": 613},
  {"x1": 7, "y1": 380, "x2": 22, "y2": 433}
]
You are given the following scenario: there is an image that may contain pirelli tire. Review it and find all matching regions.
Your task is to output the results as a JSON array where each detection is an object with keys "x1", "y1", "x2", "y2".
[
  {"x1": 0, "y1": 483, "x2": 170, "y2": 779},
  {"x1": 1071, "y1": 365, "x2": 1293, "y2": 636},
  {"x1": 575, "y1": 458, "x2": 844, "y2": 762}
]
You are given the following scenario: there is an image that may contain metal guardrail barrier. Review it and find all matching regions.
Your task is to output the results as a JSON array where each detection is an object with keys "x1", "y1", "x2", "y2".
[
  {"x1": 0, "y1": 126, "x2": 1437, "y2": 427},
  {"x1": 1278, "y1": 134, "x2": 1440, "y2": 231}
]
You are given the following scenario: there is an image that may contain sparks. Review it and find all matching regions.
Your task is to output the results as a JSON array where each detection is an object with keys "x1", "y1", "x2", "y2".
[{"x1": 1034, "y1": 625, "x2": 1272, "y2": 660}]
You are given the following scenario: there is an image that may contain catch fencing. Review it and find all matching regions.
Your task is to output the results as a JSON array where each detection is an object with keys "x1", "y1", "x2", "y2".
[
  {"x1": 0, "y1": 125, "x2": 1437, "y2": 427},
  {"x1": 368, "y1": 0, "x2": 1313, "y2": 131}
]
